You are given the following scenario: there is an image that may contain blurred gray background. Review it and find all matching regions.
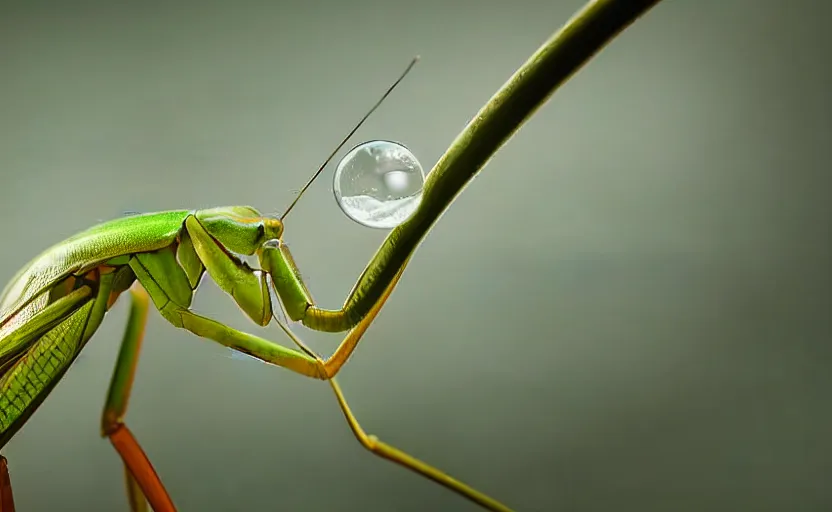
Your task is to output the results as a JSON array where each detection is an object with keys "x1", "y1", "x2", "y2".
[{"x1": 1, "y1": 0, "x2": 830, "y2": 510}]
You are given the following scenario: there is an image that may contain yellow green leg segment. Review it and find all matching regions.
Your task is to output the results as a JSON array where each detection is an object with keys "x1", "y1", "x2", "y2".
[{"x1": 119, "y1": 213, "x2": 512, "y2": 511}]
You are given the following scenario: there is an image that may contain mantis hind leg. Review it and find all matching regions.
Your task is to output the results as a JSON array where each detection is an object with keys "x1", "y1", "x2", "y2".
[
  {"x1": 274, "y1": 268, "x2": 514, "y2": 512},
  {"x1": 325, "y1": 376, "x2": 512, "y2": 512},
  {"x1": 101, "y1": 285, "x2": 176, "y2": 512},
  {"x1": 152, "y1": 307, "x2": 512, "y2": 511},
  {"x1": 133, "y1": 223, "x2": 512, "y2": 510},
  {"x1": 0, "y1": 456, "x2": 15, "y2": 512}
]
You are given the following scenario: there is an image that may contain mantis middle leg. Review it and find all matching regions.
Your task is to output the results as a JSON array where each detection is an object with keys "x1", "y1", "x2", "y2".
[{"x1": 122, "y1": 218, "x2": 512, "y2": 511}]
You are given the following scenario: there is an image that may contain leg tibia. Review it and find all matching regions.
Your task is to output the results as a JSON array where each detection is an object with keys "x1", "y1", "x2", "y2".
[
  {"x1": 176, "y1": 309, "x2": 325, "y2": 379},
  {"x1": 101, "y1": 286, "x2": 176, "y2": 512},
  {"x1": 327, "y1": 378, "x2": 513, "y2": 512},
  {"x1": 102, "y1": 286, "x2": 150, "y2": 434},
  {"x1": 109, "y1": 425, "x2": 175, "y2": 512}
]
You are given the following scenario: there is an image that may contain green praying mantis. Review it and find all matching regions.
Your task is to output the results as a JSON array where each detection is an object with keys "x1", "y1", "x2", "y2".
[{"x1": 0, "y1": 1, "x2": 663, "y2": 510}]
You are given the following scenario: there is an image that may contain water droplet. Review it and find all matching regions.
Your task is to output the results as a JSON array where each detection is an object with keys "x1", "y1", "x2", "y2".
[{"x1": 333, "y1": 140, "x2": 424, "y2": 229}]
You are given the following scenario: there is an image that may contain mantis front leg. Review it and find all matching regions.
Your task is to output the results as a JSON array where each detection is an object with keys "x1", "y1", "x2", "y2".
[
  {"x1": 183, "y1": 215, "x2": 406, "y2": 381},
  {"x1": 126, "y1": 215, "x2": 513, "y2": 511}
]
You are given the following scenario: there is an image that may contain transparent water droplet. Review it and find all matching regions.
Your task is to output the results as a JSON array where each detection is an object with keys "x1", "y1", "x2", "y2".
[{"x1": 333, "y1": 140, "x2": 424, "y2": 229}]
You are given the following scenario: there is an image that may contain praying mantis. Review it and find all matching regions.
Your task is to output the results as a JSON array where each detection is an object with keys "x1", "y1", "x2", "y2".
[{"x1": 0, "y1": 1, "x2": 663, "y2": 510}]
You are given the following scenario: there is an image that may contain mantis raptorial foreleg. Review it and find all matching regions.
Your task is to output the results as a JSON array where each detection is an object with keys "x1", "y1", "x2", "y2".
[
  {"x1": 115, "y1": 214, "x2": 511, "y2": 511},
  {"x1": 101, "y1": 285, "x2": 175, "y2": 512}
]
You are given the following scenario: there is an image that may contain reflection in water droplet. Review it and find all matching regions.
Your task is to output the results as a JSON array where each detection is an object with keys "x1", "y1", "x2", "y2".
[
  {"x1": 339, "y1": 194, "x2": 421, "y2": 229},
  {"x1": 383, "y1": 170, "x2": 409, "y2": 193}
]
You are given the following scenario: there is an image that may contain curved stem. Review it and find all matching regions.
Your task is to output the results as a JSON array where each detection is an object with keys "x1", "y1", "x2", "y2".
[{"x1": 319, "y1": 0, "x2": 665, "y2": 325}]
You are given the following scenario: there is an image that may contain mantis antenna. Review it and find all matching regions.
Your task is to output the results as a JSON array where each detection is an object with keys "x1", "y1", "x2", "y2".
[{"x1": 280, "y1": 56, "x2": 420, "y2": 221}]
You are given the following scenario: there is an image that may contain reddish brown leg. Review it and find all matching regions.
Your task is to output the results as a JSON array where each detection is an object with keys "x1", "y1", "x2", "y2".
[
  {"x1": 0, "y1": 456, "x2": 15, "y2": 512},
  {"x1": 107, "y1": 425, "x2": 173, "y2": 512}
]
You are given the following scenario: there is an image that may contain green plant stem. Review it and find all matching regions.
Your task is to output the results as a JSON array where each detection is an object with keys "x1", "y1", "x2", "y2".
[{"x1": 341, "y1": 0, "x2": 665, "y2": 329}]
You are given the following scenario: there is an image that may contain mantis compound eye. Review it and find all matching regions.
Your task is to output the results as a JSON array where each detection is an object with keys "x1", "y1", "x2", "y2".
[{"x1": 333, "y1": 140, "x2": 425, "y2": 229}]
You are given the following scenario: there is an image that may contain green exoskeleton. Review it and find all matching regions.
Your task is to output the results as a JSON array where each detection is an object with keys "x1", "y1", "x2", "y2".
[
  {"x1": 0, "y1": 1, "x2": 662, "y2": 510},
  {"x1": 0, "y1": 60, "x2": 510, "y2": 512}
]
